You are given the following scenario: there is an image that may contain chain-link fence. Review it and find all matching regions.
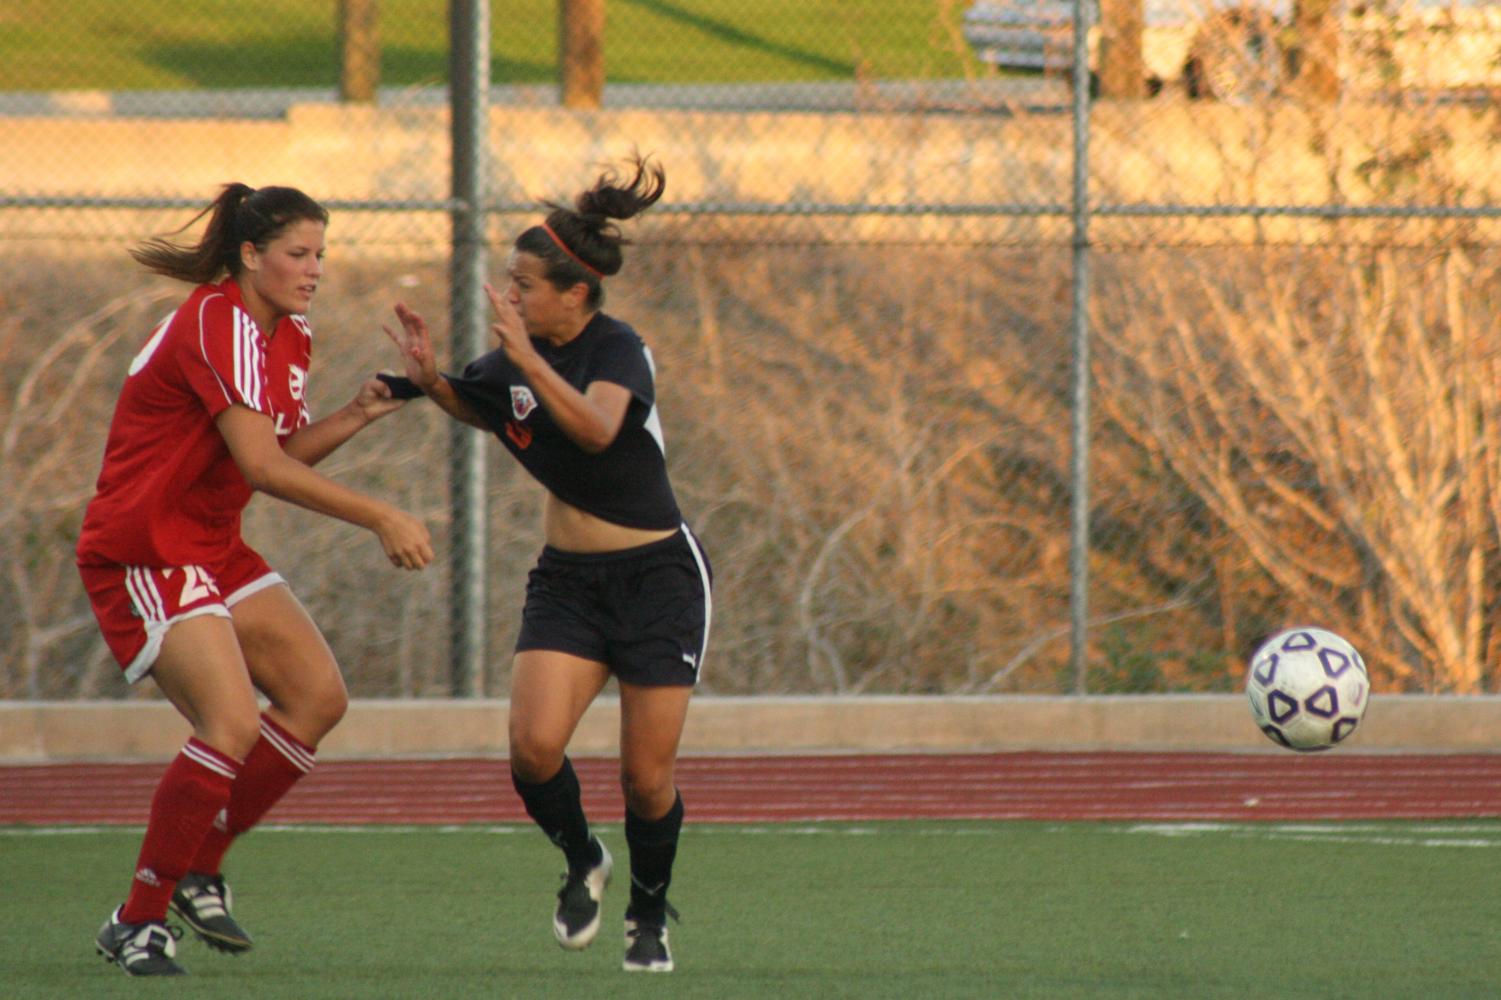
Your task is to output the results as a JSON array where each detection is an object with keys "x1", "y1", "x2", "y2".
[{"x1": 2, "y1": 1, "x2": 1498, "y2": 700}]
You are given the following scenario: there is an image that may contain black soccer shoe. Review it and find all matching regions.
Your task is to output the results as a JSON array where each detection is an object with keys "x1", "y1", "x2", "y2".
[
  {"x1": 170, "y1": 872, "x2": 253, "y2": 954},
  {"x1": 95, "y1": 906, "x2": 187, "y2": 976},
  {"x1": 553, "y1": 837, "x2": 612, "y2": 950},
  {"x1": 622, "y1": 915, "x2": 674, "y2": 973}
]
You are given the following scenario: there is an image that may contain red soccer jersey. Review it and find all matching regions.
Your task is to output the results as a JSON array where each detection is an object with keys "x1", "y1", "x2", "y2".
[{"x1": 76, "y1": 278, "x2": 313, "y2": 568}]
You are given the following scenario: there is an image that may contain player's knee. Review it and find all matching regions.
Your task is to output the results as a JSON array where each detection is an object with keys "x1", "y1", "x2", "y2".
[
  {"x1": 508, "y1": 726, "x2": 567, "y2": 782},
  {"x1": 277, "y1": 679, "x2": 347, "y2": 743},
  {"x1": 199, "y1": 708, "x2": 263, "y2": 761},
  {"x1": 619, "y1": 764, "x2": 673, "y2": 815},
  {"x1": 309, "y1": 684, "x2": 348, "y2": 734}
]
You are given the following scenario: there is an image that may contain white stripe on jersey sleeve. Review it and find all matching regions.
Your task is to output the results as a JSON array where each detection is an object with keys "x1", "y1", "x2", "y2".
[
  {"x1": 195, "y1": 294, "x2": 264, "y2": 410},
  {"x1": 642, "y1": 345, "x2": 667, "y2": 458},
  {"x1": 233, "y1": 310, "x2": 245, "y2": 401},
  {"x1": 197, "y1": 295, "x2": 238, "y2": 407},
  {"x1": 233, "y1": 309, "x2": 265, "y2": 407}
]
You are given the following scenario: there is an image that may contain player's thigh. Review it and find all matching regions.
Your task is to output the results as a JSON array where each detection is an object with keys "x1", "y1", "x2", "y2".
[
  {"x1": 617, "y1": 680, "x2": 693, "y2": 810},
  {"x1": 508, "y1": 650, "x2": 611, "y2": 779},
  {"x1": 151, "y1": 614, "x2": 263, "y2": 759},
  {"x1": 230, "y1": 584, "x2": 347, "y2": 730}
]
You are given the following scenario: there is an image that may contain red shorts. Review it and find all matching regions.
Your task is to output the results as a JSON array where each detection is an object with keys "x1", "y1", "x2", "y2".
[{"x1": 78, "y1": 538, "x2": 283, "y2": 684}]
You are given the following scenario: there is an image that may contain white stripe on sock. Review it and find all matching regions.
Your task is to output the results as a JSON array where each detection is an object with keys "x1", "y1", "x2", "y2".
[
  {"x1": 260, "y1": 721, "x2": 316, "y2": 773},
  {"x1": 181, "y1": 742, "x2": 238, "y2": 780}
]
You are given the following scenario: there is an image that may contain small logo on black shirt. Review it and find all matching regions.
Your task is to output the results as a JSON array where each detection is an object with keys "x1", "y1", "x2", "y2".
[{"x1": 510, "y1": 385, "x2": 538, "y2": 420}]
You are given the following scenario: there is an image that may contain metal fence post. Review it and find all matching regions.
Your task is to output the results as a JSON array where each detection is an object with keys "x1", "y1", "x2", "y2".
[
  {"x1": 448, "y1": 0, "x2": 490, "y2": 696},
  {"x1": 1069, "y1": 0, "x2": 1095, "y2": 693}
]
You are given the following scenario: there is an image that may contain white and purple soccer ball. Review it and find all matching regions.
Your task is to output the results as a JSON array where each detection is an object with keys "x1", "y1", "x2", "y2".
[{"x1": 1246, "y1": 627, "x2": 1370, "y2": 751}]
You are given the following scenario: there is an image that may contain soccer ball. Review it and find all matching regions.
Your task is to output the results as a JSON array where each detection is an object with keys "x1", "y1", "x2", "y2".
[{"x1": 1245, "y1": 627, "x2": 1370, "y2": 751}]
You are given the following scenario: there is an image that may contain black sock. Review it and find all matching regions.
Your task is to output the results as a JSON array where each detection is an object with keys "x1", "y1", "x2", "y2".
[
  {"x1": 625, "y1": 791, "x2": 684, "y2": 922},
  {"x1": 511, "y1": 757, "x2": 598, "y2": 873}
]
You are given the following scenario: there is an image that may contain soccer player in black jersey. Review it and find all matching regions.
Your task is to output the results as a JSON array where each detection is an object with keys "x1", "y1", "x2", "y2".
[{"x1": 383, "y1": 154, "x2": 710, "y2": 973}]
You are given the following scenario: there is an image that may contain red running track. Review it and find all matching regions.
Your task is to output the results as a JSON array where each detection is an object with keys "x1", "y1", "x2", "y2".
[{"x1": 4, "y1": 753, "x2": 1501, "y2": 825}]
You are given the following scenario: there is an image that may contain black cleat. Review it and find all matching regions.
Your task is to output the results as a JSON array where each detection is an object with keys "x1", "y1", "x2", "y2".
[
  {"x1": 95, "y1": 906, "x2": 187, "y2": 976},
  {"x1": 171, "y1": 872, "x2": 253, "y2": 954},
  {"x1": 622, "y1": 915, "x2": 674, "y2": 973},
  {"x1": 553, "y1": 837, "x2": 612, "y2": 950}
]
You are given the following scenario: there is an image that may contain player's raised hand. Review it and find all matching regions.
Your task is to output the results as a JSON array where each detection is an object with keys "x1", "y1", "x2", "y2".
[
  {"x1": 383, "y1": 302, "x2": 441, "y2": 390},
  {"x1": 484, "y1": 282, "x2": 535, "y2": 363}
]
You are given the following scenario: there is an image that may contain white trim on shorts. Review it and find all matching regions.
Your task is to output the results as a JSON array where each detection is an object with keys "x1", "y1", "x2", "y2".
[
  {"x1": 123, "y1": 606, "x2": 232, "y2": 685},
  {"x1": 224, "y1": 571, "x2": 286, "y2": 608},
  {"x1": 122, "y1": 570, "x2": 284, "y2": 685},
  {"x1": 681, "y1": 523, "x2": 713, "y2": 682}
]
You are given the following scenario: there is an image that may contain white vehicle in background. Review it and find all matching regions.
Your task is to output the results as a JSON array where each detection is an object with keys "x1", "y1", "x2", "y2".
[{"x1": 961, "y1": 0, "x2": 1501, "y2": 100}]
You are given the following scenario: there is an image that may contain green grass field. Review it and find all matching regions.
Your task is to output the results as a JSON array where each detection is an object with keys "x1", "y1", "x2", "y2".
[
  {"x1": 4, "y1": 820, "x2": 1499, "y2": 999},
  {"x1": 0, "y1": 1, "x2": 981, "y2": 92}
]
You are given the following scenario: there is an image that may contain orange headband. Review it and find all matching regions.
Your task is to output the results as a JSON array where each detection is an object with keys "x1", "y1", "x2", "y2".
[{"x1": 541, "y1": 223, "x2": 603, "y2": 279}]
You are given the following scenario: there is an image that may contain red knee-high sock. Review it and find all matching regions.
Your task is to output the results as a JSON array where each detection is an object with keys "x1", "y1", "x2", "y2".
[
  {"x1": 120, "y1": 739, "x2": 239, "y2": 924},
  {"x1": 190, "y1": 714, "x2": 316, "y2": 875}
]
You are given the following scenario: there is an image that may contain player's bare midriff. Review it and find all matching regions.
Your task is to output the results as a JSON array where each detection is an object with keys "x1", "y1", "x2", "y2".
[{"x1": 543, "y1": 492, "x2": 676, "y2": 553}]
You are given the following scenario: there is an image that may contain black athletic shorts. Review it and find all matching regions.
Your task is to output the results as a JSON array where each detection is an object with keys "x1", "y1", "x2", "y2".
[{"x1": 515, "y1": 526, "x2": 713, "y2": 687}]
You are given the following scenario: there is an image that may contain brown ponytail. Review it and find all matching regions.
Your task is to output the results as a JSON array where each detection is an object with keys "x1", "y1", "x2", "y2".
[{"x1": 130, "y1": 184, "x2": 328, "y2": 284}]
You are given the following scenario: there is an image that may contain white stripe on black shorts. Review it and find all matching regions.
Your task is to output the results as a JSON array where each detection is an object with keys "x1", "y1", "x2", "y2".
[{"x1": 515, "y1": 525, "x2": 712, "y2": 686}]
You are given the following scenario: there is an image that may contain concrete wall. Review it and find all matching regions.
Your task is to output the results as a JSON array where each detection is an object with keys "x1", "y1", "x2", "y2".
[{"x1": 2, "y1": 695, "x2": 1498, "y2": 761}]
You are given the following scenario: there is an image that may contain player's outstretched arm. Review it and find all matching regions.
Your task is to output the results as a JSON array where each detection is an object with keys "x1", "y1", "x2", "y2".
[
  {"x1": 282, "y1": 375, "x2": 409, "y2": 467},
  {"x1": 216, "y1": 404, "x2": 433, "y2": 570},
  {"x1": 384, "y1": 302, "x2": 488, "y2": 429}
]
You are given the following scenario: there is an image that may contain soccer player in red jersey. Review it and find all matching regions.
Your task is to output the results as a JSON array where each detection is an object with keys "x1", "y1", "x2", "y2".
[
  {"x1": 78, "y1": 184, "x2": 433, "y2": 976},
  {"x1": 384, "y1": 155, "x2": 710, "y2": 973}
]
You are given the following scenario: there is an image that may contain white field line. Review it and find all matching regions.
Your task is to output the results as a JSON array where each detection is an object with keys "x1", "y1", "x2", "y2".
[
  {"x1": 1116, "y1": 821, "x2": 1501, "y2": 847},
  {"x1": 7, "y1": 821, "x2": 1501, "y2": 846}
]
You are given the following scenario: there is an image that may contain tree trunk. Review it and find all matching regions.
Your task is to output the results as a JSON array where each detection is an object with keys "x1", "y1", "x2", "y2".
[
  {"x1": 560, "y1": 0, "x2": 606, "y2": 109},
  {"x1": 1097, "y1": 0, "x2": 1145, "y2": 98},
  {"x1": 1294, "y1": 0, "x2": 1341, "y2": 102},
  {"x1": 340, "y1": 0, "x2": 381, "y2": 103}
]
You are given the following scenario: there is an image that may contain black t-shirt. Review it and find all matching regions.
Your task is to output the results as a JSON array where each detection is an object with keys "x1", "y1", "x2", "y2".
[{"x1": 443, "y1": 312, "x2": 682, "y2": 530}]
